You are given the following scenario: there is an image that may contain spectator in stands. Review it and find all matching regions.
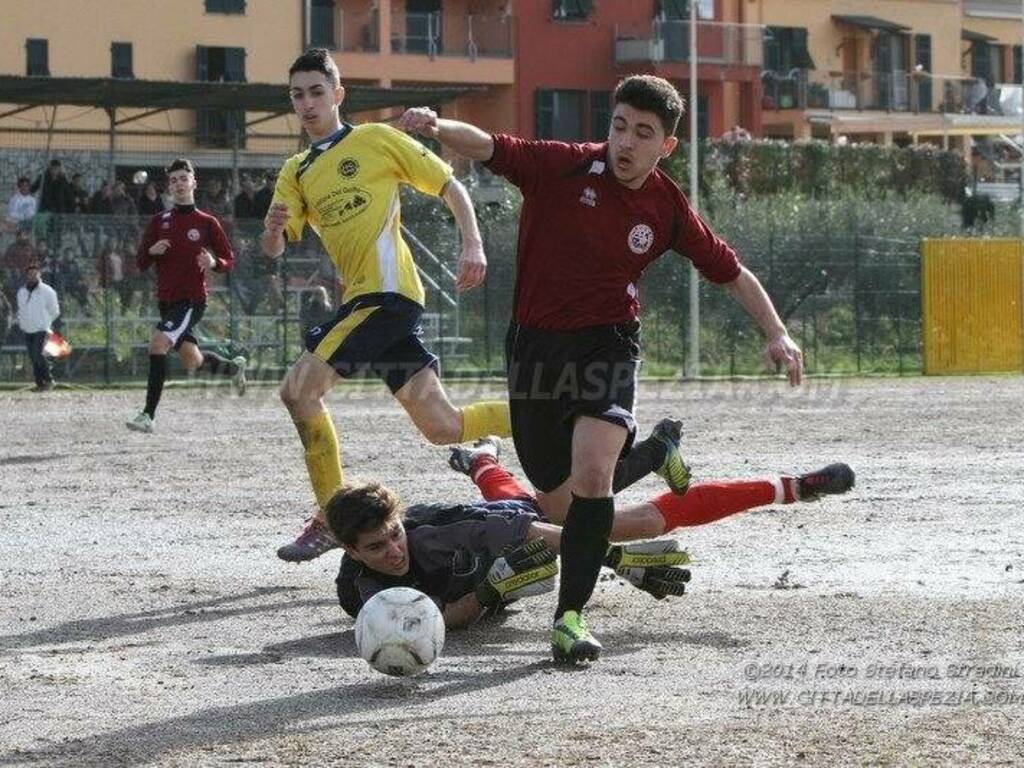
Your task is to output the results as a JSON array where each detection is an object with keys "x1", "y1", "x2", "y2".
[
  {"x1": 70, "y1": 173, "x2": 91, "y2": 214},
  {"x1": 3, "y1": 229, "x2": 38, "y2": 302},
  {"x1": 31, "y1": 159, "x2": 75, "y2": 214},
  {"x1": 51, "y1": 245, "x2": 90, "y2": 314},
  {"x1": 253, "y1": 171, "x2": 274, "y2": 220},
  {"x1": 96, "y1": 237, "x2": 124, "y2": 308},
  {"x1": 199, "y1": 176, "x2": 232, "y2": 223},
  {"x1": 232, "y1": 233, "x2": 283, "y2": 314},
  {"x1": 234, "y1": 175, "x2": 259, "y2": 219},
  {"x1": 90, "y1": 181, "x2": 114, "y2": 215},
  {"x1": 16, "y1": 263, "x2": 61, "y2": 391},
  {"x1": 7, "y1": 176, "x2": 37, "y2": 227},
  {"x1": 138, "y1": 181, "x2": 166, "y2": 216},
  {"x1": 0, "y1": 289, "x2": 11, "y2": 344},
  {"x1": 111, "y1": 181, "x2": 138, "y2": 216}
]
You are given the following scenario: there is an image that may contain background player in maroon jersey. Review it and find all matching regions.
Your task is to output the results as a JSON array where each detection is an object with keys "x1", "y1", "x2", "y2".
[
  {"x1": 126, "y1": 159, "x2": 246, "y2": 434},
  {"x1": 400, "y1": 75, "x2": 804, "y2": 663}
]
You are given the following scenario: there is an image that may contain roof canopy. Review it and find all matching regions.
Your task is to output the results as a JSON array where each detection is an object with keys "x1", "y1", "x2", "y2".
[
  {"x1": 961, "y1": 29, "x2": 999, "y2": 43},
  {"x1": 831, "y1": 15, "x2": 911, "y2": 34},
  {"x1": 0, "y1": 75, "x2": 476, "y2": 116}
]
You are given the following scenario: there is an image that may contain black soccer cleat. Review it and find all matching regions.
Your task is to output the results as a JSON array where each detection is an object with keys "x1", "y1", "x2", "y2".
[
  {"x1": 448, "y1": 436, "x2": 501, "y2": 476},
  {"x1": 797, "y1": 463, "x2": 855, "y2": 501}
]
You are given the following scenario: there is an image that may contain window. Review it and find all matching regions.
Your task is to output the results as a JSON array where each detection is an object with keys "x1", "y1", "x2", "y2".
[
  {"x1": 1014, "y1": 45, "x2": 1022, "y2": 85},
  {"x1": 310, "y1": 0, "x2": 336, "y2": 48},
  {"x1": 762, "y1": 27, "x2": 814, "y2": 73},
  {"x1": 552, "y1": 0, "x2": 591, "y2": 22},
  {"x1": 536, "y1": 89, "x2": 585, "y2": 141},
  {"x1": 590, "y1": 91, "x2": 611, "y2": 140},
  {"x1": 26, "y1": 39, "x2": 49, "y2": 76},
  {"x1": 196, "y1": 46, "x2": 247, "y2": 148},
  {"x1": 914, "y1": 34, "x2": 932, "y2": 111},
  {"x1": 111, "y1": 42, "x2": 133, "y2": 79},
  {"x1": 970, "y1": 40, "x2": 992, "y2": 84},
  {"x1": 656, "y1": 0, "x2": 715, "y2": 20},
  {"x1": 205, "y1": 0, "x2": 245, "y2": 14}
]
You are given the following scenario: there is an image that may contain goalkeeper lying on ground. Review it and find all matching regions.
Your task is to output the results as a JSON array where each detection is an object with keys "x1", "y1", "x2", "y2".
[{"x1": 328, "y1": 439, "x2": 854, "y2": 629}]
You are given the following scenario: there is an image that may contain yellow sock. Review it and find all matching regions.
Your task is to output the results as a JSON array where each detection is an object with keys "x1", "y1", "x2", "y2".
[
  {"x1": 295, "y1": 410, "x2": 344, "y2": 510},
  {"x1": 460, "y1": 400, "x2": 511, "y2": 441}
]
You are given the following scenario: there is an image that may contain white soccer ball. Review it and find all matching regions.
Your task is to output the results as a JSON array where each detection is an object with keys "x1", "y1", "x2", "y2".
[{"x1": 354, "y1": 587, "x2": 445, "y2": 677}]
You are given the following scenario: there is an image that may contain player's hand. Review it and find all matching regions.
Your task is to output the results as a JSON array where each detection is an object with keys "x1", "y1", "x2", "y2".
[
  {"x1": 263, "y1": 203, "x2": 290, "y2": 237},
  {"x1": 399, "y1": 107, "x2": 440, "y2": 139},
  {"x1": 455, "y1": 241, "x2": 486, "y2": 292},
  {"x1": 474, "y1": 539, "x2": 557, "y2": 607},
  {"x1": 148, "y1": 239, "x2": 171, "y2": 256},
  {"x1": 197, "y1": 248, "x2": 216, "y2": 271},
  {"x1": 764, "y1": 332, "x2": 803, "y2": 387}
]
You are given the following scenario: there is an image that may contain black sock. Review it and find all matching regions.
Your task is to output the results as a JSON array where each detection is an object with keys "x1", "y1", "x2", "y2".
[
  {"x1": 612, "y1": 435, "x2": 666, "y2": 493},
  {"x1": 144, "y1": 354, "x2": 168, "y2": 418},
  {"x1": 199, "y1": 351, "x2": 238, "y2": 377},
  {"x1": 555, "y1": 495, "x2": 615, "y2": 620}
]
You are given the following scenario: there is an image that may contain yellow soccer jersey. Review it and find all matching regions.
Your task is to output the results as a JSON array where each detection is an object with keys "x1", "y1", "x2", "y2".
[{"x1": 272, "y1": 122, "x2": 453, "y2": 306}]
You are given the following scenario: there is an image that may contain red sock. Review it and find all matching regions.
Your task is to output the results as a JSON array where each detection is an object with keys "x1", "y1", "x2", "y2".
[
  {"x1": 472, "y1": 458, "x2": 533, "y2": 502},
  {"x1": 651, "y1": 477, "x2": 797, "y2": 532}
]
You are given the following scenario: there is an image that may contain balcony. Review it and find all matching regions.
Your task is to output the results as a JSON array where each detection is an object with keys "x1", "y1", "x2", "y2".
[
  {"x1": 390, "y1": 11, "x2": 512, "y2": 59},
  {"x1": 310, "y1": 4, "x2": 380, "y2": 52},
  {"x1": 762, "y1": 69, "x2": 1024, "y2": 116},
  {"x1": 614, "y1": 20, "x2": 763, "y2": 68}
]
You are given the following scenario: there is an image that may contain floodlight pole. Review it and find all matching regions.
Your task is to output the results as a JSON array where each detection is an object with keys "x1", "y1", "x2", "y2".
[{"x1": 686, "y1": 0, "x2": 700, "y2": 380}]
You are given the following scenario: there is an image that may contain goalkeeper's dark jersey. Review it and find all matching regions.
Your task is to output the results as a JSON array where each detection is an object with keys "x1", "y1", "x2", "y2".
[{"x1": 336, "y1": 499, "x2": 542, "y2": 616}]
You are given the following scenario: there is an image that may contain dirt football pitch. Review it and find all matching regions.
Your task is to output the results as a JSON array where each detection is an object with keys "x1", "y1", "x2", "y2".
[{"x1": 1, "y1": 375, "x2": 1022, "y2": 767}]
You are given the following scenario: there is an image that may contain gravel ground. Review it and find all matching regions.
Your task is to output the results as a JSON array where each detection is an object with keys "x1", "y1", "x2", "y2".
[{"x1": 1, "y1": 376, "x2": 1022, "y2": 767}]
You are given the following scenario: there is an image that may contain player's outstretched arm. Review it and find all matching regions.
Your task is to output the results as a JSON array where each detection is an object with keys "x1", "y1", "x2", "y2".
[
  {"x1": 441, "y1": 178, "x2": 486, "y2": 292},
  {"x1": 399, "y1": 108, "x2": 495, "y2": 162},
  {"x1": 725, "y1": 265, "x2": 803, "y2": 386}
]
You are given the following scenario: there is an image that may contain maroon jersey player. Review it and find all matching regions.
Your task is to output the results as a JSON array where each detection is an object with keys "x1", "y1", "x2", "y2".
[
  {"x1": 400, "y1": 75, "x2": 804, "y2": 664},
  {"x1": 126, "y1": 158, "x2": 247, "y2": 434}
]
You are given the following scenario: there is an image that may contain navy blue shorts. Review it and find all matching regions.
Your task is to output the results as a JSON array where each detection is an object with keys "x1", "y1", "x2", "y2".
[
  {"x1": 305, "y1": 292, "x2": 438, "y2": 393},
  {"x1": 157, "y1": 301, "x2": 206, "y2": 351}
]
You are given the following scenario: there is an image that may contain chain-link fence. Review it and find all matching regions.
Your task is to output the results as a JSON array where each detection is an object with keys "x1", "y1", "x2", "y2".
[{"x1": 1, "y1": 199, "x2": 924, "y2": 385}]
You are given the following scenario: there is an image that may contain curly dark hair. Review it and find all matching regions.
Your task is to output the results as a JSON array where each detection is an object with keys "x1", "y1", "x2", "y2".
[
  {"x1": 325, "y1": 482, "x2": 403, "y2": 548},
  {"x1": 613, "y1": 75, "x2": 685, "y2": 137}
]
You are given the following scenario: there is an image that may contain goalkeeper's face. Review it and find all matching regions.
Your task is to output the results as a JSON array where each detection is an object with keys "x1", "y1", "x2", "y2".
[{"x1": 350, "y1": 520, "x2": 410, "y2": 577}]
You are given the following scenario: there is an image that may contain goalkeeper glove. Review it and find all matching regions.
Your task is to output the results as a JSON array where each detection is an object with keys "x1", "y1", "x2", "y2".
[
  {"x1": 475, "y1": 538, "x2": 558, "y2": 607},
  {"x1": 605, "y1": 539, "x2": 692, "y2": 600}
]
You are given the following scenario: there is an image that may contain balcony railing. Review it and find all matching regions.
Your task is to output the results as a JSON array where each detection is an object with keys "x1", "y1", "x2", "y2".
[
  {"x1": 390, "y1": 12, "x2": 512, "y2": 58},
  {"x1": 614, "y1": 20, "x2": 763, "y2": 67},
  {"x1": 762, "y1": 69, "x2": 1024, "y2": 116}
]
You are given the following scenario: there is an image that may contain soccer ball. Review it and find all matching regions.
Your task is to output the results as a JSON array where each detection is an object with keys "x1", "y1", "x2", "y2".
[{"x1": 354, "y1": 587, "x2": 445, "y2": 677}]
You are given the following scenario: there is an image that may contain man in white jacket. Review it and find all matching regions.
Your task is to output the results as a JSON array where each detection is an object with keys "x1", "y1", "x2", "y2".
[{"x1": 16, "y1": 264, "x2": 60, "y2": 391}]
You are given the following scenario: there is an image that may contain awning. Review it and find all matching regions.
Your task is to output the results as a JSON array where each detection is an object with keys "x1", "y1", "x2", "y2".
[
  {"x1": 961, "y1": 29, "x2": 998, "y2": 43},
  {"x1": 831, "y1": 15, "x2": 911, "y2": 34},
  {"x1": 0, "y1": 75, "x2": 479, "y2": 116}
]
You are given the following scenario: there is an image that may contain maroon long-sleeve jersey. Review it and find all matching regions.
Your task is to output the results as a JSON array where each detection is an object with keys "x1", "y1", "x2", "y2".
[
  {"x1": 485, "y1": 134, "x2": 741, "y2": 331},
  {"x1": 137, "y1": 205, "x2": 234, "y2": 303}
]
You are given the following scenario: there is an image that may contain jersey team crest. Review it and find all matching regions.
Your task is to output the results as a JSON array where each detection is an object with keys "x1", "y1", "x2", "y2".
[
  {"x1": 628, "y1": 224, "x2": 654, "y2": 255},
  {"x1": 187, "y1": 228, "x2": 201, "y2": 241}
]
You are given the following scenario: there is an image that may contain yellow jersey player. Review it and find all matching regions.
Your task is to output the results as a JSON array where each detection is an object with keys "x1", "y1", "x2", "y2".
[{"x1": 261, "y1": 49, "x2": 510, "y2": 563}]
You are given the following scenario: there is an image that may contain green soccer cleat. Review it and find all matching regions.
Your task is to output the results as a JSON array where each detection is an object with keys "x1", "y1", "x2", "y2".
[
  {"x1": 551, "y1": 611, "x2": 602, "y2": 664},
  {"x1": 125, "y1": 411, "x2": 155, "y2": 434},
  {"x1": 651, "y1": 418, "x2": 691, "y2": 495},
  {"x1": 231, "y1": 356, "x2": 248, "y2": 396}
]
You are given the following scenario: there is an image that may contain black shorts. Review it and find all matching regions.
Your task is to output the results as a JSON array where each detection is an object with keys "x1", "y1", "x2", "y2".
[
  {"x1": 506, "y1": 321, "x2": 640, "y2": 493},
  {"x1": 305, "y1": 292, "x2": 438, "y2": 394},
  {"x1": 157, "y1": 301, "x2": 206, "y2": 350}
]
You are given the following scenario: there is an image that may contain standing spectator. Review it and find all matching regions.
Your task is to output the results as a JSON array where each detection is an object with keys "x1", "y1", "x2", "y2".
[
  {"x1": 233, "y1": 175, "x2": 259, "y2": 219},
  {"x1": 96, "y1": 237, "x2": 124, "y2": 305},
  {"x1": 51, "y1": 246, "x2": 90, "y2": 314},
  {"x1": 70, "y1": 173, "x2": 91, "y2": 214},
  {"x1": 3, "y1": 229, "x2": 38, "y2": 301},
  {"x1": 16, "y1": 263, "x2": 61, "y2": 391},
  {"x1": 7, "y1": 176, "x2": 37, "y2": 227},
  {"x1": 138, "y1": 181, "x2": 166, "y2": 216},
  {"x1": 30, "y1": 159, "x2": 75, "y2": 213},
  {"x1": 198, "y1": 177, "x2": 232, "y2": 223},
  {"x1": 253, "y1": 172, "x2": 274, "y2": 220},
  {"x1": 90, "y1": 181, "x2": 114, "y2": 215},
  {"x1": 0, "y1": 289, "x2": 11, "y2": 345},
  {"x1": 111, "y1": 181, "x2": 138, "y2": 217}
]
